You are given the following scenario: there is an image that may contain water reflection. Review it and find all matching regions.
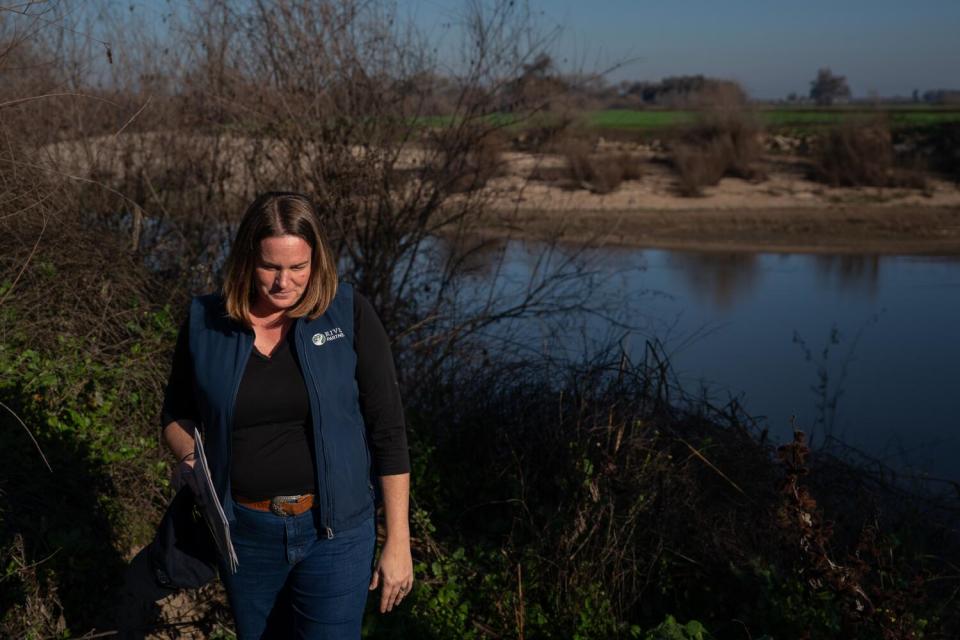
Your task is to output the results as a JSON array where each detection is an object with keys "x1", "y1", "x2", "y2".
[
  {"x1": 474, "y1": 241, "x2": 960, "y2": 481},
  {"x1": 666, "y1": 251, "x2": 760, "y2": 309},
  {"x1": 813, "y1": 254, "x2": 881, "y2": 295},
  {"x1": 433, "y1": 234, "x2": 508, "y2": 278}
]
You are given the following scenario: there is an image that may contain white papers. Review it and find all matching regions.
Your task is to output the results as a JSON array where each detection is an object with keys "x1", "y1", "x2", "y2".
[{"x1": 194, "y1": 432, "x2": 239, "y2": 573}]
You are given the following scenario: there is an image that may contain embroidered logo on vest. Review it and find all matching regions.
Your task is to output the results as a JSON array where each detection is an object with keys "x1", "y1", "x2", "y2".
[{"x1": 312, "y1": 327, "x2": 345, "y2": 346}]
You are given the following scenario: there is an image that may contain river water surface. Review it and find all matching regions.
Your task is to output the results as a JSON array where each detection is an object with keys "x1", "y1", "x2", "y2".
[{"x1": 481, "y1": 242, "x2": 960, "y2": 483}]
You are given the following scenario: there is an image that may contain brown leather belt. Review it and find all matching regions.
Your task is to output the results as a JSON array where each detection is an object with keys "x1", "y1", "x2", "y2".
[{"x1": 233, "y1": 493, "x2": 315, "y2": 517}]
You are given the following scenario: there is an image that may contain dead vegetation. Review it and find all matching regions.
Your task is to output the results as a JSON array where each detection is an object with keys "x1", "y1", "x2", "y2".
[
  {"x1": 810, "y1": 122, "x2": 929, "y2": 189},
  {"x1": 524, "y1": 133, "x2": 645, "y2": 194},
  {"x1": 560, "y1": 137, "x2": 643, "y2": 194},
  {"x1": 430, "y1": 127, "x2": 510, "y2": 194},
  {"x1": 670, "y1": 107, "x2": 767, "y2": 196}
]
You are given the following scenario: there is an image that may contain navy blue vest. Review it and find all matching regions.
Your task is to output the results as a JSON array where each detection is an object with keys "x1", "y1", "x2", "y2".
[{"x1": 187, "y1": 282, "x2": 374, "y2": 537}]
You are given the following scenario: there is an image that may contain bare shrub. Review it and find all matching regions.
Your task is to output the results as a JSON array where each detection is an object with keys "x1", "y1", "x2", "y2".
[
  {"x1": 548, "y1": 136, "x2": 643, "y2": 194},
  {"x1": 811, "y1": 123, "x2": 929, "y2": 189},
  {"x1": 672, "y1": 139, "x2": 730, "y2": 197},
  {"x1": 688, "y1": 78, "x2": 749, "y2": 108},
  {"x1": 512, "y1": 111, "x2": 579, "y2": 151},
  {"x1": 564, "y1": 138, "x2": 618, "y2": 193},
  {"x1": 671, "y1": 107, "x2": 765, "y2": 196},
  {"x1": 664, "y1": 79, "x2": 764, "y2": 196},
  {"x1": 434, "y1": 127, "x2": 509, "y2": 194}
]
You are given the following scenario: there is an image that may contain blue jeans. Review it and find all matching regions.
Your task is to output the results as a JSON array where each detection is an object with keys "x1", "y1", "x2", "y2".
[{"x1": 220, "y1": 503, "x2": 376, "y2": 640}]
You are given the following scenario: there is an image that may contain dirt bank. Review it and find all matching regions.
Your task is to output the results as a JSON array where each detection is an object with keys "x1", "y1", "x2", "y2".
[
  {"x1": 481, "y1": 204, "x2": 960, "y2": 254},
  {"x1": 475, "y1": 150, "x2": 960, "y2": 254}
]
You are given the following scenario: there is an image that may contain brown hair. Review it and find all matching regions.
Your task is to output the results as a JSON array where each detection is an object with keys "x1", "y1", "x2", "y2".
[{"x1": 222, "y1": 192, "x2": 338, "y2": 324}]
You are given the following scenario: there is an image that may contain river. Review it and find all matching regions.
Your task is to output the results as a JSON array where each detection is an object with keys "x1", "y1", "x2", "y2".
[{"x1": 472, "y1": 240, "x2": 960, "y2": 484}]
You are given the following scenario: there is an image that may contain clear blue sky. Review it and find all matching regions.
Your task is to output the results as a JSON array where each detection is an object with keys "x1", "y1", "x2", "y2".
[
  {"x1": 121, "y1": 0, "x2": 960, "y2": 100},
  {"x1": 405, "y1": 0, "x2": 960, "y2": 99}
]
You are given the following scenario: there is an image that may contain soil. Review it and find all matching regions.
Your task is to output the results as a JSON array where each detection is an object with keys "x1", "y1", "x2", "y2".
[{"x1": 479, "y1": 148, "x2": 960, "y2": 254}]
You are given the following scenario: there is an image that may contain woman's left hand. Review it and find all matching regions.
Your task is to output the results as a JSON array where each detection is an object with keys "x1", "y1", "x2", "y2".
[{"x1": 368, "y1": 536, "x2": 414, "y2": 613}]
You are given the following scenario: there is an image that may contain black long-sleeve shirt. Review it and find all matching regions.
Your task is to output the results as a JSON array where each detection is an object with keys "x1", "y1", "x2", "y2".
[{"x1": 160, "y1": 292, "x2": 409, "y2": 499}]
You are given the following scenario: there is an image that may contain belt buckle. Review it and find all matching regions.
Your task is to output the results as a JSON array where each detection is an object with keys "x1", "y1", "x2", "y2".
[{"x1": 269, "y1": 495, "x2": 302, "y2": 517}]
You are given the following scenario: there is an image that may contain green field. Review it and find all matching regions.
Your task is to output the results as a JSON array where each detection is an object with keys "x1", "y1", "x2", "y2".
[
  {"x1": 417, "y1": 107, "x2": 960, "y2": 135},
  {"x1": 586, "y1": 109, "x2": 698, "y2": 129},
  {"x1": 588, "y1": 107, "x2": 960, "y2": 131}
]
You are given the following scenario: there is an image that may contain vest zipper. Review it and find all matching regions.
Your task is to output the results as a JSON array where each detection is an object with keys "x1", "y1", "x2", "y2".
[
  {"x1": 313, "y1": 375, "x2": 335, "y2": 539},
  {"x1": 296, "y1": 321, "x2": 335, "y2": 538}
]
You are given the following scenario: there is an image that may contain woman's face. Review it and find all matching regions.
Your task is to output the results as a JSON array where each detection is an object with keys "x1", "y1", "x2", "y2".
[{"x1": 252, "y1": 235, "x2": 313, "y2": 313}]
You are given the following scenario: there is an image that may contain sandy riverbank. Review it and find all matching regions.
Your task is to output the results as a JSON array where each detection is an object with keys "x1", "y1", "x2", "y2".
[
  {"x1": 475, "y1": 149, "x2": 960, "y2": 254},
  {"x1": 44, "y1": 133, "x2": 960, "y2": 253}
]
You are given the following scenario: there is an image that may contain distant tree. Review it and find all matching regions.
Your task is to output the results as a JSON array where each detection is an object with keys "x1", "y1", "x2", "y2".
[
  {"x1": 923, "y1": 89, "x2": 960, "y2": 105},
  {"x1": 521, "y1": 52, "x2": 553, "y2": 78},
  {"x1": 809, "y1": 67, "x2": 851, "y2": 106},
  {"x1": 616, "y1": 75, "x2": 745, "y2": 107}
]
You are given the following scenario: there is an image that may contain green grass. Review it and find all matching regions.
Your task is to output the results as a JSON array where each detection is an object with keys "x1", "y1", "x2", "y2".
[
  {"x1": 585, "y1": 109, "x2": 698, "y2": 129},
  {"x1": 759, "y1": 108, "x2": 960, "y2": 129},
  {"x1": 585, "y1": 108, "x2": 960, "y2": 132},
  {"x1": 414, "y1": 107, "x2": 960, "y2": 136}
]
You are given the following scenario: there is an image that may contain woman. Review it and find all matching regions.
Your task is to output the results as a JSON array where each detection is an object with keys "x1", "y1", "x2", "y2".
[{"x1": 160, "y1": 192, "x2": 413, "y2": 639}]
